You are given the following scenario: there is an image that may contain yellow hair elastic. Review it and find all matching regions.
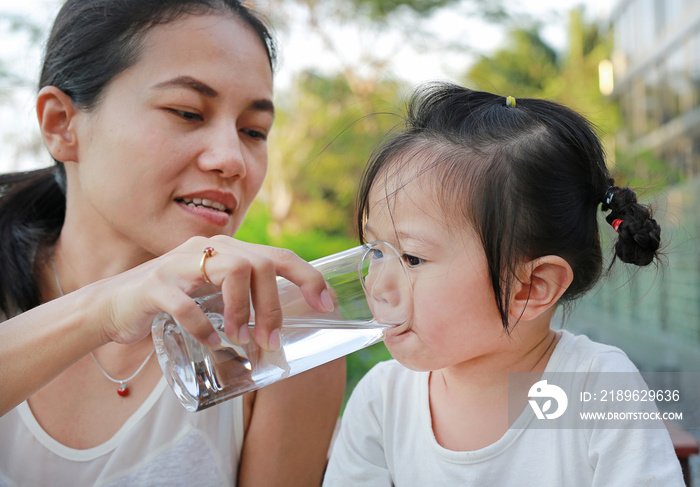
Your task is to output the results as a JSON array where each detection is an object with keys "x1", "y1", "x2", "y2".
[{"x1": 506, "y1": 95, "x2": 516, "y2": 108}]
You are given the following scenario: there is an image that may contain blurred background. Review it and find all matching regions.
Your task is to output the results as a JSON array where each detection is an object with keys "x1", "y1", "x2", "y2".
[{"x1": 2, "y1": 0, "x2": 700, "y2": 481}]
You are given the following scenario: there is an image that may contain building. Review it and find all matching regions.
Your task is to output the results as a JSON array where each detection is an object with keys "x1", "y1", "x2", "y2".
[{"x1": 607, "y1": 0, "x2": 700, "y2": 180}]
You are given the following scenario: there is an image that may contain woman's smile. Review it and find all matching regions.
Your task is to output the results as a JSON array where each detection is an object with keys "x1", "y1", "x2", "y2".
[{"x1": 175, "y1": 189, "x2": 238, "y2": 228}]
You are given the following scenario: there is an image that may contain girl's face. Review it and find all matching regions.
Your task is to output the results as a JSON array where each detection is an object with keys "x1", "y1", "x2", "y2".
[
  {"x1": 364, "y1": 165, "x2": 509, "y2": 372},
  {"x1": 67, "y1": 13, "x2": 273, "y2": 256}
]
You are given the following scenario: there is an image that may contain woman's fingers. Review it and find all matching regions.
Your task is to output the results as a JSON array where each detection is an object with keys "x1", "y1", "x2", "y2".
[
  {"x1": 103, "y1": 236, "x2": 332, "y2": 351},
  {"x1": 242, "y1": 252, "x2": 283, "y2": 351},
  {"x1": 156, "y1": 288, "x2": 220, "y2": 345},
  {"x1": 184, "y1": 237, "x2": 331, "y2": 351},
  {"x1": 219, "y1": 258, "x2": 253, "y2": 345},
  {"x1": 261, "y1": 246, "x2": 335, "y2": 315}
]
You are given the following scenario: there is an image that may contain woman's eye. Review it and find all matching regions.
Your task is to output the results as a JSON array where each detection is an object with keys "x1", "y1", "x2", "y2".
[
  {"x1": 168, "y1": 109, "x2": 203, "y2": 122},
  {"x1": 241, "y1": 128, "x2": 268, "y2": 141},
  {"x1": 402, "y1": 254, "x2": 423, "y2": 268}
]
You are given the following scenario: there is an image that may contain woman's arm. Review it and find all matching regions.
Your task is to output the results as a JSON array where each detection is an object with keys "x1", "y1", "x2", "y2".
[
  {"x1": 239, "y1": 358, "x2": 346, "y2": 487},
  {"x1": 0, "y1": 285, "x2": 108, "y2": 416},
  {"x1": 0, "y1": 235, "x2": 331, "y2": 416}
]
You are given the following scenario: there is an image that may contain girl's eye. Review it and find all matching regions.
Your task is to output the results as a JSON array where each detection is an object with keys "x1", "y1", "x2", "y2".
[
  {"x1": 368, "y1": 248, "x2": 384, "y2": 260},
  {"x1": 402, "y1": 254, "x2": 423, "y2": 268}
]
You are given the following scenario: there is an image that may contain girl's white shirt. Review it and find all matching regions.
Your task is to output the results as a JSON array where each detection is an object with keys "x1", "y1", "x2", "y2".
[
  {"x1": 0, "y1": 377, "x2": 244, "y2": 486},
  {"x1": 324, "y1": 329, "x2": 686, "y2": 486}
]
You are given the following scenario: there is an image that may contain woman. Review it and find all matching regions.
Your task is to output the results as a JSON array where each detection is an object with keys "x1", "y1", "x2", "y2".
[{"x1": 0, "y1": 1, "x2": 345, "y2": 485}]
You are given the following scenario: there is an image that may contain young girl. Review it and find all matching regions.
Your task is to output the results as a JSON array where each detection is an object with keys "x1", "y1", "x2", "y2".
[{"x1": 324, "y1": 84, "x2": 684, "y2": 485}]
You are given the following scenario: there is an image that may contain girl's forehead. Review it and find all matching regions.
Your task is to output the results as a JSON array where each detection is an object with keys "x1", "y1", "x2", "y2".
[
  {"x1": 367, "y1": 167, "x2": 443, "y2": 224},
  {"x1": 366, "y1": 154, "x2": 477, "y2": 238},
  {"x1": 369, "y1": 157, "x2": 441, "y2": 206}
]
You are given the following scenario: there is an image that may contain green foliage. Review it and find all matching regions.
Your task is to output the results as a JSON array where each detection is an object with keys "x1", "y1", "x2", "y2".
[
  {"x1": 265, "y1": 71, "x2": 408, "y2": 240},
  {"x1": 611, "y1": 150, "x2": 677, "y2": 191},
  {"x1": 464, "y1": 8, "x2": 623, "y2": 164},
  {"x1": 235, "y1": 201, "x2": 358, "y2": 262},
  {"x1": 467, "y1": 27, "x2": 559, "y2": 96}
]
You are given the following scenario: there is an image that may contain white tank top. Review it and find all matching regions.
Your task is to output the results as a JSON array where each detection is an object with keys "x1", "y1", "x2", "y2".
[{"x1": 0, "y1": 377, "x2": 244, "y2": 486}]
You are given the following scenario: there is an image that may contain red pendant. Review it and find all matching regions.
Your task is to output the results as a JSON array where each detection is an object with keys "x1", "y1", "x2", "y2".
[{"x1": 117, "y1": 384, "x2": 130, "y2": 397}]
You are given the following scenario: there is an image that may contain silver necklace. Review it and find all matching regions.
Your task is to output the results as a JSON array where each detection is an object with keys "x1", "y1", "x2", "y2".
[{"x1": 50, "y1": 252, "x2": 155, "y2": 397}]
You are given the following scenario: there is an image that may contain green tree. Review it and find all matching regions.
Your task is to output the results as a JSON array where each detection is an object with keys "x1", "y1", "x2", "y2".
[
  {"x1": 464, "y1": 8, "x2": 623, "y2": 177},
  {"x1": 467, "y1": 26, "x2": 559, "y2": 96},
  {"x1": 240, "y1": 71, "x2": 408, "y2": 253}
]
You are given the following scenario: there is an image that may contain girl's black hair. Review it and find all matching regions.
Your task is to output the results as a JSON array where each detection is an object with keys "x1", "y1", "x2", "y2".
[
  {"x1": 356, "y1": 82, "x2": 661, "y2": 330},
  {"x1": 0, "y1": 0, "x2": 276, "y2": 317}
]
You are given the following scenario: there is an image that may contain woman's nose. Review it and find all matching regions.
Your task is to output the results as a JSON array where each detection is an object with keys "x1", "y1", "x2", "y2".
[{"x1": 198, "y1": 126, "x2": 247, "y2": 179}]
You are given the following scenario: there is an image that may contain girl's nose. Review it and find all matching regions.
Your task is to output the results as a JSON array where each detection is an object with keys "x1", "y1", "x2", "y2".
[
  {"x1": 364, "y1": 246, "x2": 413, "y2": 326},
  {"x1": 197, "y1": 126, "x2": 247, "y2": 179}
]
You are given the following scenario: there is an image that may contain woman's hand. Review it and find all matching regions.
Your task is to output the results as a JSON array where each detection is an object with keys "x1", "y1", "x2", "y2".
[{"x1": 94, "y1": 235, "x2": 333, "y2": 351}]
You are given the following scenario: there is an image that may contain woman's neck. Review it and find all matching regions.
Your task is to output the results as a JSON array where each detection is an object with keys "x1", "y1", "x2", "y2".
[{"x1": 48, "y1": 222, "x2": 156, "y2": 295}]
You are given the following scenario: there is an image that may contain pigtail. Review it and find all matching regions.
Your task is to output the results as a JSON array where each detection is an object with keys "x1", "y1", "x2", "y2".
[
  {"x1": 600, "y1": 181, "x2": 661, "y2": 267},
  {"x1": 0, "y1": 166, "x2": 65, "y2": 317}
]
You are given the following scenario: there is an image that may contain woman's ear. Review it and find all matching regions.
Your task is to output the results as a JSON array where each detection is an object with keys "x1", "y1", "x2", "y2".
[
  {"x1": 509, "y1": 256, "x2": 574, "y2": 322},
  {"x1": 36, "y1": 86, "x2": 80, "y2": 163}
]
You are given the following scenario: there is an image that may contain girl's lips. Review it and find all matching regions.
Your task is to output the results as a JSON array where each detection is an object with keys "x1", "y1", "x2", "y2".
[{"x1": 384, "y1": 321, "x2": 412, "y2": 339}]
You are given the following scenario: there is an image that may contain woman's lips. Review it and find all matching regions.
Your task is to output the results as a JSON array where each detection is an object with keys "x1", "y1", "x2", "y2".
[
  {"x1": 179, "y1": 197, "x2": 229, "y2": 212},
  {"x1": 176, "y1": 198, "x2": 232, "y2": 227}
]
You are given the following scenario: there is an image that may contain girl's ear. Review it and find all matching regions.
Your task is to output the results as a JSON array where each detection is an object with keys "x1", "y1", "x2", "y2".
[
  {"x1": 509, "y1": 256, "x2": 574, "y2": 322},
  {"x1": 36, "y1": 86, "x2": 80, "y2": 163}
]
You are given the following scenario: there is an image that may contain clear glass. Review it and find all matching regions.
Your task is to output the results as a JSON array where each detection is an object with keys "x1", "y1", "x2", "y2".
[{"x1": 152, "y1": 241, "x2": 413, "y2": 412}]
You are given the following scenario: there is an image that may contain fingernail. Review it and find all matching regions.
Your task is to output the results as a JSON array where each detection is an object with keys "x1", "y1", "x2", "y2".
[
  {"x1": 207, "y1": 332, "x2": 221, "y2": 346},
  {"x1": 268, "y1": 329, "x2": 281, "y2": 351},
  {"x1": 238, "y1": 325, "x2": 250, "y2": 345},
  {"x1": 321, "y1": 289, "x2": 334, "y2": 312}
]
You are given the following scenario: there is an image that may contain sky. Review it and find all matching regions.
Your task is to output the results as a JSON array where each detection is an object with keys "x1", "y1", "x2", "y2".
[{"x1": 0, "y1": 0, "x2": 615, "y2": 172}]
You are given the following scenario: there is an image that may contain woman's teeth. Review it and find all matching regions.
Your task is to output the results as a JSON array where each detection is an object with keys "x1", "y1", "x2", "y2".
[{"x1": 180, "y1": 197, "x2": 227, "y2": 212}]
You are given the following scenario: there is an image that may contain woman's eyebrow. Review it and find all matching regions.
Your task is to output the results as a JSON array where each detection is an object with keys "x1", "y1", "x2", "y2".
[
  {"x1": 153, "y1": 75, "x2": 218, "y2": 98},
  {"x1": 152, "y1": 75, "x2": 274, "y2": 115}
]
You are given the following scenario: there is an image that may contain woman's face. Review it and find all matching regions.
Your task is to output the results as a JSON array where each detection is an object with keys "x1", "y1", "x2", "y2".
[
  {"x1": 364, "y1": 164, "x2": 509, "y2": 372},
  {"x1": 67, "y1": 13, "x2": 273, "y2": 256}
]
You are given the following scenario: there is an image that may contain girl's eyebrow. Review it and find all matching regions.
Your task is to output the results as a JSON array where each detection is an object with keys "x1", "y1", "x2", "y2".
[
  {"x1": 395, "y1": 231, "x2": 439, "y2": 248},
  {"x1": 365, "y1": 223, "x2": 439, "y2": 248}
]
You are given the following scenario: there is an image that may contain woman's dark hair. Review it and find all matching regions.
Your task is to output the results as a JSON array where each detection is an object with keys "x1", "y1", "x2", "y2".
[
  {"x1": 0, "y1": 0, "x2": 276, "y2": 317},
  {"x1": 356, "y1": 82, "x2": 661, "y2": 330}
]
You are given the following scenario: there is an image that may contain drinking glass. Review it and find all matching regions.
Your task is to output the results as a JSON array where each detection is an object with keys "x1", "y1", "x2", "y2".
[{"x1": 152, "y1": 240, "x2": 413, "y2": 412}]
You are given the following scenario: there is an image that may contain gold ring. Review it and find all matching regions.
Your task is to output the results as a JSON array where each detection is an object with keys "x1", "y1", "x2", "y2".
[{"x1": 200, "y1": 246, "x2": 216, "y2": 284}]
